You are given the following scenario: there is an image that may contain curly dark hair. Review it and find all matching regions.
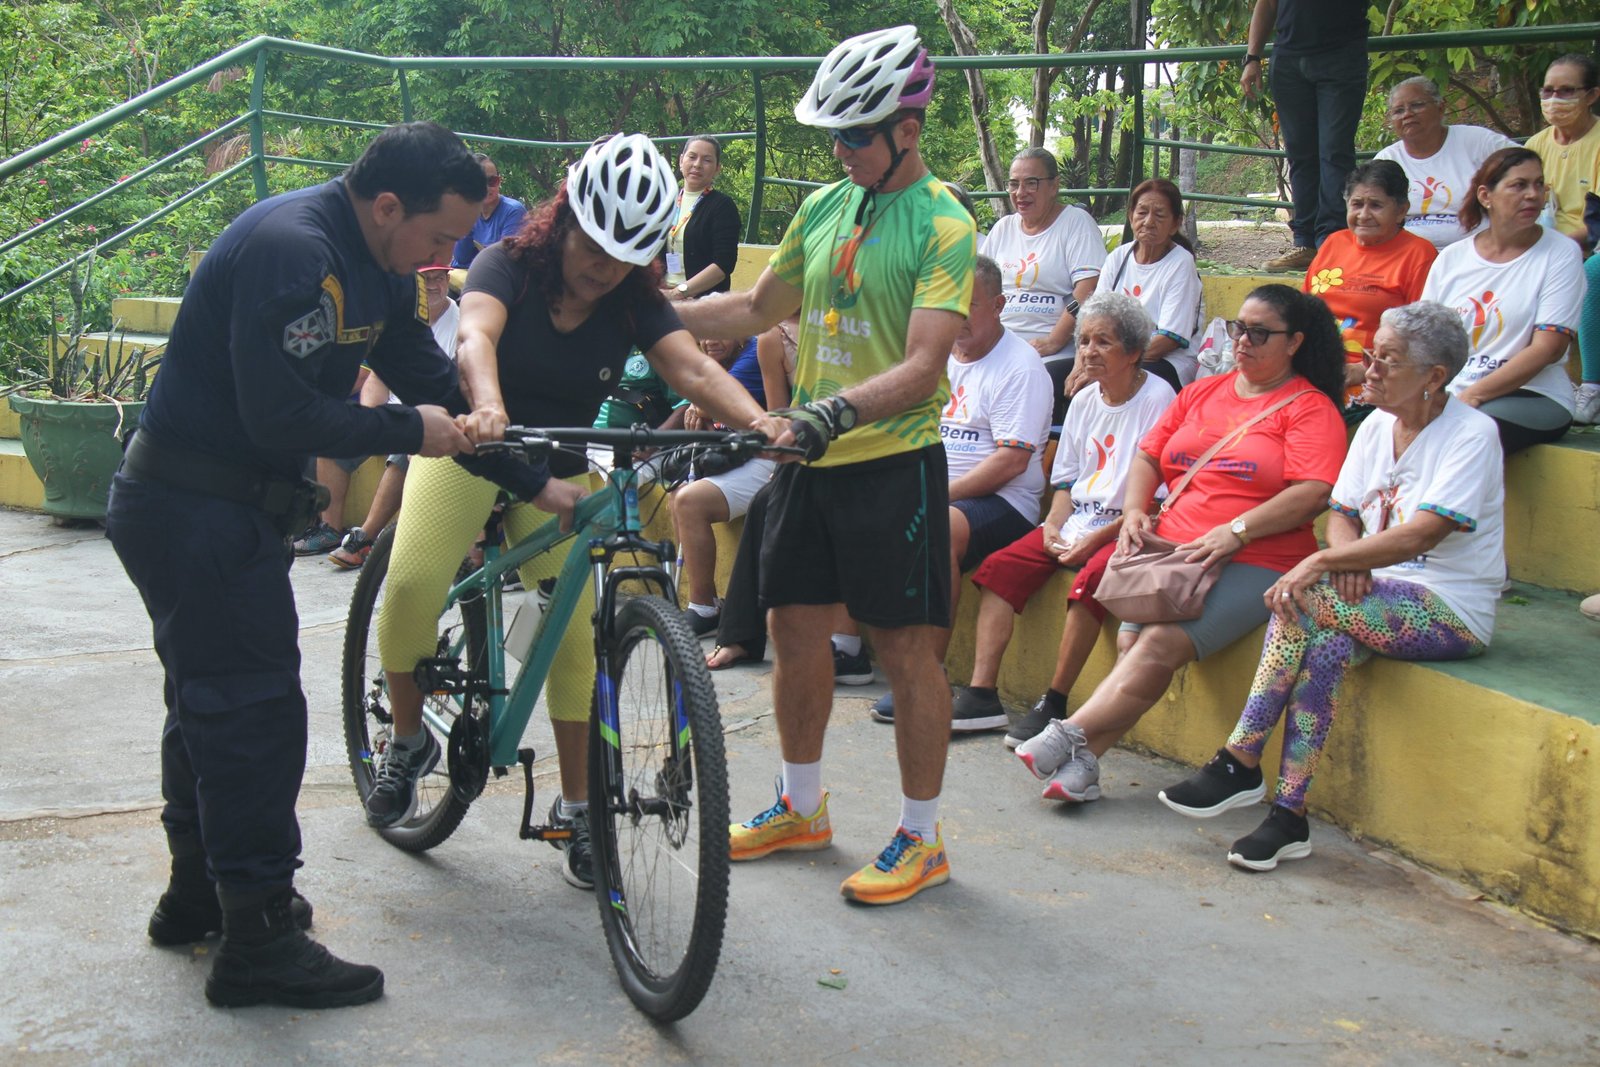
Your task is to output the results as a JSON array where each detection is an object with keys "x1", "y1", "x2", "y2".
[
  {"x1": 1245, "y1": 284, "x2": 1347, "y2": 407},
  {"x1": 501, "y1": 183, "x2": 665, "y2": 312}
]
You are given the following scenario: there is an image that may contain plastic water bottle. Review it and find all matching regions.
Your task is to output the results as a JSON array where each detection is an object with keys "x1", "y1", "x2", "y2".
[{"x1": 505, "y1": 578, "x2": 556, "y2": 663}]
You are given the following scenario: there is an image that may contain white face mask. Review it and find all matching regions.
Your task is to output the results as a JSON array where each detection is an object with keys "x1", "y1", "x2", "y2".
[{"x1": 1541, "y1": 96, "x2": 1587, "y2": 125}]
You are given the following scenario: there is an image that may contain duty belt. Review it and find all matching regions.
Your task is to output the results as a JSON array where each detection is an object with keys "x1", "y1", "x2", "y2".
[{"x1": 121, "y1": 430, "x2": 331, "y2": 536}]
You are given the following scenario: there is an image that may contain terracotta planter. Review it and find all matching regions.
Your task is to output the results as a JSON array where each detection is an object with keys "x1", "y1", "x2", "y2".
[{"x1": 7, "y1": 394, "x2": 142, "y2": 521}]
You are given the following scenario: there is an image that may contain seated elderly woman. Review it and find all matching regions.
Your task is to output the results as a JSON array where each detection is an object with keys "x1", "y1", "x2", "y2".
[
  {"x1": 1158, "y1": 302, "x2": 1504, "y2": 871},
  {"x1": 1420, "y1": 147, "x2": 1586, "y2": 455},
  {"x1": 1013, "y1": 285, "x2": 1347, "y2": 803},
  {"x1": 1090, "y1": 179, "x2": 1203, "y2": 392},
  {"x1": 1373, "y1": 76, "x2": 1515, "y2": 250},
  {"x1": 1302, "y1": 160, "x2": 1437, "y2": 407},
  {"x1": 958, "y1": 292, "x2": 1176, "y2": 745}
]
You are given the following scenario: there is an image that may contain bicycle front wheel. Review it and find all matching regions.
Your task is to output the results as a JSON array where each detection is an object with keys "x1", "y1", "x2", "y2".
[
  {"x1": 588, "y1": 594, "x2": 729, "y2": 1022},
  {"x1": 341, "y1": 525, "x2": 476, "y2": 852}
]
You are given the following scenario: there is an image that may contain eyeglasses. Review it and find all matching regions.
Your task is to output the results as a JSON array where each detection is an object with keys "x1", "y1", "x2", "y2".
[
  {"x1": 1539, "y1": 85, "x2": 1593, "y2": 100},
  {"x1": 1360, "y1": 351, "x2": 1411, "y2": 372},
  {"x1": 830, "y1": 124, "x2": 881, "y2": 150},
  {"x1": 1386, "y1": 100, "x2": 1433, "y2": 118},
  {"x1": 1005, "y1": 177, "x2": 1052, "y2": 193},
  {"x1": 1224, "y1": 320, "x2": 1290, "y2": 346}
]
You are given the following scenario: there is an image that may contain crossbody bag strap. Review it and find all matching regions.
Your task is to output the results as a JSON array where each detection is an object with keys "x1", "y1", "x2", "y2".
[{"x1": 1157, "y1": 389, "x2": 1312, "y2": 518}]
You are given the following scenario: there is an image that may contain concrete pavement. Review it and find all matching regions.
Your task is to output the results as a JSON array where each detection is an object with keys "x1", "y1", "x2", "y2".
[{"x1": 3, "y1": 507, "x2": 1598, "y2": 1065}]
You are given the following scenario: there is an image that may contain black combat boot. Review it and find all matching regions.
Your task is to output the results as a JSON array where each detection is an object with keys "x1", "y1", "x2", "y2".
[
  {"x1": 148, "y1": 839, "x2": 313, "y2": 945},
  {"x1": 205, "y1": 887, "x2": 382, "y2": 1009}
]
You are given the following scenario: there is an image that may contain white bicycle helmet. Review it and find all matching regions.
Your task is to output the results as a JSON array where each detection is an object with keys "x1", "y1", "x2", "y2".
[
  {"x1": 794, "y1": 25, "x2": 936, "y2": 129},
  {"x1": 566, "y1": 133, "x2": 678, "y2": 266}
]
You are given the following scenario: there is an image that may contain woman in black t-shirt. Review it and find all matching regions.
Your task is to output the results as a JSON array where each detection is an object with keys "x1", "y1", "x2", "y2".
[{"x1": 368, "y1": 135, "x2": 784, "y2": 888}]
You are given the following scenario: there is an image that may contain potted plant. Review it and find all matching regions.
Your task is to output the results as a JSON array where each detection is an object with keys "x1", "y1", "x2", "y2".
[{"x1": 2, "y1": 253, "x2": 160, "y2": 523}]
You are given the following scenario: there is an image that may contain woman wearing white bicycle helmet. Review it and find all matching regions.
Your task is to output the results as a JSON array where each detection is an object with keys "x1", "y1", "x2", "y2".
[{"x1": 371, "y1": 133, "x2": 785, "y2": 889}]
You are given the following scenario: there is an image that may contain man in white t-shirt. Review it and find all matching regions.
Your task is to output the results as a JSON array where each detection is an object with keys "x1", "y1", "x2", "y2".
[
  {"x1": 328, "y1": 262, "x2": 460, "y2": 568},
  {"x1": 871, "y1": 256, "x2": 1053, "y2": 729},
  {"x1": 1373, "y1": 77, "x2": 1515, "y2": 249}
]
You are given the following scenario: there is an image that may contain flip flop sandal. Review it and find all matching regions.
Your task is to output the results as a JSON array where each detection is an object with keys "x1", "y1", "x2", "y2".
[{"x1": 706, "y1": 644, "x2": 751, "y2": 671}]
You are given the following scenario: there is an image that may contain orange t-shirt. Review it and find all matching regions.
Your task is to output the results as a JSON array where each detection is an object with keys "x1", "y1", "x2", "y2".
[
  {"x1": 1302, "y1": 228, "x2": 1437, "y2": 401},
  {"x1": 1137, "y1": 374, "x2": 1347, "y2": 573}
]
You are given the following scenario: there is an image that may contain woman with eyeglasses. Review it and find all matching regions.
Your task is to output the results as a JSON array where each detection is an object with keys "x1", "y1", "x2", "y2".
[
  {"x1": 1373, "y1": 77, "x2": 1515, "y2": 250},
  {"x1": 1524, "y1": 53, "x2": 1600, "y2": 425},
  {"x1": 981, "y1": 148, "x2": 1106, "y2": 413},
  {"x1": 1158, "y1": 302, "x2": 1502, "y2": 871},
  {"x1": 1013, "y1": 285, "x2": 1346, "y2": 808},
  {"x1": 1420, "y1": 147, "x2": 1585, "y2": 454},
  {"x1": 1092, "y1": 178, "x2": 1203, "y2": 391},
  {"x1": 661, "y1": 134, "x2": 741, "y2": 302},
  {"x1": 1301, "y1": 160, "x2": 1437, "y2": 409}
]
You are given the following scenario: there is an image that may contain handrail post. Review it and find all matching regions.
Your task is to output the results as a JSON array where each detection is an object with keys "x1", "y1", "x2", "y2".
[
  {"x1": 249, "y1": 46, "x2": 269, "y2": 202},
  {"x1": 1128, "y1": 0, "x2": 1146, "y2": 197},
  {"x1": 746, "y1": 72, "x2": 766, "y2": 245},
  {"x1": 398, "y1": 69, "x2": 414, "y2": 122}
]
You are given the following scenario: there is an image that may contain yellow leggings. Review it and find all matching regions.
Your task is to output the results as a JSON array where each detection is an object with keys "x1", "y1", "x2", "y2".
[{"x1": 376, "y1": 456, "x2": 595, "y2": 723}]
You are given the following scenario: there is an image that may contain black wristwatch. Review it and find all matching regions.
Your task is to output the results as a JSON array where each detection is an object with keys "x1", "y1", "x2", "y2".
[
  {"x1": 1243, "y1": 52, "x2": 1261, "y2": 66},
  {"x1": 1063, "y1": 295, "x2": 1081, "y2": 318}
]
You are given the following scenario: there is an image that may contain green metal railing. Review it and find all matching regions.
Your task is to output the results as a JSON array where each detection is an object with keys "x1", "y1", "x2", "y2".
[{"x1": 3, "y1": 23, "x2": 1597, "y2": 313}]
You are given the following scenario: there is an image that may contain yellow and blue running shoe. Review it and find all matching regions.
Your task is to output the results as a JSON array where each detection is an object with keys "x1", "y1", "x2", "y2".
[
  {"x1": 839, "y1": 825, "x2": 949, "y2": 905},
  {"x1": 729, "y1": 781, "x2": 832, "y2": 861}
]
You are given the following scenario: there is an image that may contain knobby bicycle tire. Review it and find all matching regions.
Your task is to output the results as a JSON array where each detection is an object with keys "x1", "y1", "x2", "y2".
[
  {"x1": 341, "y1": 525, "x2": 477, "y2": 852},
  {"x1": 588, "y1": 594, "x2": 730, "y2": 1022}
]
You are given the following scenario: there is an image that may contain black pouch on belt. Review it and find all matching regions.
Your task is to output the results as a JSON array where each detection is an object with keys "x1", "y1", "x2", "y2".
[{"x1": 122, "y1": 431, "x2": 332, "y2": 538}]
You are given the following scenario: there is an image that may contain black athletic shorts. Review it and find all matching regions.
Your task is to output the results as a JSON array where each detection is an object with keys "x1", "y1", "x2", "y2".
[{"x1": 759, "y1": 444, "x2": 951, "y2": 629}]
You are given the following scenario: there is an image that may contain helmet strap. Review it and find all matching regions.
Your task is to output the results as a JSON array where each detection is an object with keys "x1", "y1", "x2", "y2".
[{"x1": 871, "y1": 118, "x2": 908, "y2": 193}]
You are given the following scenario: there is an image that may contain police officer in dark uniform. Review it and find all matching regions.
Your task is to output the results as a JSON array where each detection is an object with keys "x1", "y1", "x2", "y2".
[{"x1": 107, "y1": 122, "x2": 555, "y2": 1009}]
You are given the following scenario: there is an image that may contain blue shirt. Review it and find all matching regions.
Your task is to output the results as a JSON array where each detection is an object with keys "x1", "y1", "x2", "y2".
[{"x1": 451, "y1": 195, "x2": 528, "y2": 268}]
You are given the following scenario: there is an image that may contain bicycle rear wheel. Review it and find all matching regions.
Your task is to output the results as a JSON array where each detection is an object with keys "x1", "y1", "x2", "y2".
[
  {"x1": 341, "y1": 525, "x2": 477, "y2": 852},
  {"x1": 588, "y1": 594, "x2": 729, "y2": 1022}
]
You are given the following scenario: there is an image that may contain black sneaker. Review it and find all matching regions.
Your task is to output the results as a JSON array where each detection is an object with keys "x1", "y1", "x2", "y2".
[
  {"x1": 685, "y1": 608, "x2": 720, "y2": 637},
  {"x1": 150, "y1": 886, "x2": 313, "y2": 945},
  {"x1": 833, "y1": 646, "x2": 873, "y2": 686},
  {"x1": 364, "y1": 729, "x2": 441, "y2": 828},
  {"x1": 548, "y1": 798, "x2": 594, "y2": 890},
  {"x1": 1004, "y1": 695, "x2": 1056, "y2": 750},
  {"x1": 869, "y1": 690, "x2": 894, "y2": 723},
  {"x1": 950, "y1": 686, "x2": 1008, "y2": 733},
  {"x1": 206, "y1": 889, "x2": 383, "y2": 1009},
  {"x1": 1227, "y1": 805, "x2": 1311, "y2": 872},
  {"x1": 1158, "y1": 748, "x2": 1266, "y2": 818}
]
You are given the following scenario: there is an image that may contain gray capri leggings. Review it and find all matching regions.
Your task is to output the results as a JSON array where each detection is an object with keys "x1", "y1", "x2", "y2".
[
  {"x1": 1118, "y1": 562, "x2": 1280, "y2": 660},
  {"x1": 1475, "y1": 390, "x2": 1570, "y2": 457}
]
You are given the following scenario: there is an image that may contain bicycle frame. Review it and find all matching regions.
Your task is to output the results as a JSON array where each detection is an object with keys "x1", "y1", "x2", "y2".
[{"x1": 421, "y1": 447, "x2": 673, "y2": 769}]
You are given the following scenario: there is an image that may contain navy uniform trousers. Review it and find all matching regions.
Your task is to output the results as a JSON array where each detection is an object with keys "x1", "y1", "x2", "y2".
[{"x1": 107, "y1": 472, "x2": 307, "y2": 892}]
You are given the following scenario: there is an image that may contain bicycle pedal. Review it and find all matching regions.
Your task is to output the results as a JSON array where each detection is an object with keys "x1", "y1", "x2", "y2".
[{"x1": 525, "y1": 825, "x2": 573, "y2": 844}]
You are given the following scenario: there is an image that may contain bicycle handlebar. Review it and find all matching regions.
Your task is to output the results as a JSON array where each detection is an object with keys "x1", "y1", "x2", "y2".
[{"x1": 473, "y1": 425, "x2": 807, "y2": 459}]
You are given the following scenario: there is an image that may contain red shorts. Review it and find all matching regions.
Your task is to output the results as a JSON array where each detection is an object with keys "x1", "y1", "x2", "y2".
[{"x1": 970, "y1": 526, "x2": 1117, "y2": 623}]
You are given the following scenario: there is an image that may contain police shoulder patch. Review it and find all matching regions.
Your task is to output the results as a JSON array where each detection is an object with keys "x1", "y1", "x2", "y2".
[{"x1": 283, "y1": 290, "x2": 336, "y2": 359}]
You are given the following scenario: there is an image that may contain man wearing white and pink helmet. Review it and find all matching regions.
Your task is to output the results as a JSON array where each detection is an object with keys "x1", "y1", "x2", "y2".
[{"x1": 678, "y1": 25, "x2": 978, "y2": 905}]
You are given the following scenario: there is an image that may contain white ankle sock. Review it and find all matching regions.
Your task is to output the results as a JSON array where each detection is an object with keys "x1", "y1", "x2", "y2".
[
  {"x1": 557, "y1": 796, "x2": 588, "y2": 815},
  {"x1": 688, "y1": 601, "x2": 719, "y2": 617},
  {"x1": 899, "y1": 795, "x2": 940, "y2": 840},
  {"x1": 781, "y1": 761, "x2": 823, "y2": 816},
  {"x1": 831, "y1": 634, "x2": 862, "y2": 656},
  {"x1": 392, "y1": 730, "x2": 425, "y2": 751}
]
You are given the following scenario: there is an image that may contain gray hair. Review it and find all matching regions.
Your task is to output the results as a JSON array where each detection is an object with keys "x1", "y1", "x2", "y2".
[
  {"x1": 972, "y1": 254, "x2": 1002, "y2": 298},
  {"x1": 1379, "y1": 302, "x2": 1469, "y2": 380},
  {"x1": 1388, "y1": 76, "x2": 1443, "y2": 108},
  {"x1": 1076, "y1": 291, "x2": 1152, "y2": 355},
  {"x1": 1012, "y1": 147, "x2": 1059, "y2": 180}
]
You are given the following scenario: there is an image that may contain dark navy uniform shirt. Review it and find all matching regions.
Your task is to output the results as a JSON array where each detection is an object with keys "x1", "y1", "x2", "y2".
[{"x1": 141, "y1": 179, "x2": 463, "y2": 481}]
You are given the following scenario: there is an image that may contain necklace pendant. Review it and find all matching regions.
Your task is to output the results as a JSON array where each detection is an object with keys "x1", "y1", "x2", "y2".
[{"x1": 824, "y1": 307, "x2": 840, "y2": 336}]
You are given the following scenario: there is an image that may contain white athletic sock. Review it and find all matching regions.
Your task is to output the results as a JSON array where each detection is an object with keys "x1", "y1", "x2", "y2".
[
  {"x1": 781, "y1": 761, "x2": 823, "y2": 816},
  {"x1": 831, "y1": 633, "x2": 862, "y2": 656},
  {"x1": 392, "y1": 730, "x2": 426, "y2": 751},
  {"x1": 899, "y1": 795, "x2": 940, "y2": 841},
  {"x1": 557, "y1": 796, "x2": 588, "y2": 815},
  {"x1": 688, "y1": 601, "x2": 719, "y2": 617}
]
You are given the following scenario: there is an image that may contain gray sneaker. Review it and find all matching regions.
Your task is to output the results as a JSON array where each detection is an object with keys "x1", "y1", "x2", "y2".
[
  {"x1": 1042, "y1": 747, "x2": 1101, "y2": 803},
  {"x1": 950, "y1": 686, "x2": 1008, "y2": 732},
  {"x1": 1004, "y1": 695, "x2": 1056, "y2": 750},
  {"x1": 364, "y1": 729, "x2": 441, "y2": 828},
  {"x1": 548, "y1": 798, "x2": 594, "y2": 890},
  {"x1": 1014, "y1": 718, "x2": 1087, "y2": 780}
]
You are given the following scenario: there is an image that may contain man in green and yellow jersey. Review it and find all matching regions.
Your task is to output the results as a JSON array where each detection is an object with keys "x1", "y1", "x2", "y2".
[{"x1": 677, "y1": 25, "x2": 977, "y2": 905}]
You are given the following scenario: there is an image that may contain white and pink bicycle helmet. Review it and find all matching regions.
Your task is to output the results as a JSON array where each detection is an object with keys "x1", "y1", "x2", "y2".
[
  {"x1": 566, "y1": 133, "x2": 678, "y2": 266},
  {"x1": 794, "y1": 25, "x2": 937, "y2": 129}
]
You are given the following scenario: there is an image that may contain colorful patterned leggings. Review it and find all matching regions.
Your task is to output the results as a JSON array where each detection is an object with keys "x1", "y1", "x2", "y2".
[{"x1": 1227, "y1": 577, "x2": 1485, "y2": 810}]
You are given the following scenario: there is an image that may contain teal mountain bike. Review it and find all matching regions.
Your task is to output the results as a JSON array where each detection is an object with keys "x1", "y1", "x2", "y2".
[{"x1": 341, "y1": 425, "x2": 785, "y2": 1021}]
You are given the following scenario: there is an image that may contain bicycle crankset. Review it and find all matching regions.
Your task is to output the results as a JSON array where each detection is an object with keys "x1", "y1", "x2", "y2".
[{"x1": 447, "y1": 711, "x2": 490, "y2": 803}]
